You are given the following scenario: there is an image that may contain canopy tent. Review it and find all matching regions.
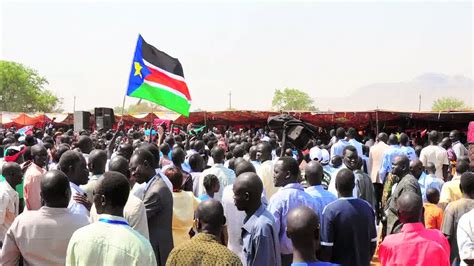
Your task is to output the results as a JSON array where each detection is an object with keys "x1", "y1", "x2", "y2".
[
  {"x1": 1, "y1": 110, "x2": 473, "y2": 133},
  {"x1": 173, "y1": 110, "x2": 474, "y2": 132}
]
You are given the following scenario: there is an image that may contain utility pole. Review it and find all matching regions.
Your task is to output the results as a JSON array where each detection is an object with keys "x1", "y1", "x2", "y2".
[
  {"x1": 418, "y1": 93, "x2": 421, "y2": 112},
  {"x1": 73, "y1": 96, "x2": 76, "y2": 113},
  {"x1": 228, "y1": 91, "x2": 232, "y2": 110}
]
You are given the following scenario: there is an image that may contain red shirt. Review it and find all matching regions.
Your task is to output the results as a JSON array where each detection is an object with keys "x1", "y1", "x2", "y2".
[{"x1": 379, "y1": 222, "x2": 450, "y2": 266}]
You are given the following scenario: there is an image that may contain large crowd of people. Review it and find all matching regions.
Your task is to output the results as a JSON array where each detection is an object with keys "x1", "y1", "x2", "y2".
[{"x1": 0, "y1": 121, "x2": 472, "y2": 266}]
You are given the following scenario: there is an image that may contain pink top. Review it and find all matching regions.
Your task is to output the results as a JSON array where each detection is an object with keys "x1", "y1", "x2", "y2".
[
  {"x1": 23, "y1": 163, "x2": 46, "y2": 211},
  {"x1": 379, "y1": 222, "x2": 450, "y2": 266}
]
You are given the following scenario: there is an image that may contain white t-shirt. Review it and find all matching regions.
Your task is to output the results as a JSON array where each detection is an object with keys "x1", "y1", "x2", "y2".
[
  {"x1": 419, "y1": 145, "x2": 449, "y2": 179},
  {"x1": 457, "y1": 209, "x2": 474, "y2": 266}
]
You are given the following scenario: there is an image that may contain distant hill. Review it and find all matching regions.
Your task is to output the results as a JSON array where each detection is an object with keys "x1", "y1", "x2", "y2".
[{"x1": 316, "y1": 73, "x2": 474, "y2": 111}]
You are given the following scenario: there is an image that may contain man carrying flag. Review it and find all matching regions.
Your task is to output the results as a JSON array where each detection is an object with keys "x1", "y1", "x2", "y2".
[{"x1": 127, "y1": 35, "x2": 191, "y2": 117}]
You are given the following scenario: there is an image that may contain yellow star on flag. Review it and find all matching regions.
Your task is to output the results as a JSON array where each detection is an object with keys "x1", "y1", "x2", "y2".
[{"x1": 134, "y1": 62, "x2": 143, "y2": 78}]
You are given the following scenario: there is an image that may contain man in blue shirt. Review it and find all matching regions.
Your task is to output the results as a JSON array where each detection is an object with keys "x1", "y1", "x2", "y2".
[
  {"x1": 304, "y1": 161, "x2": 337, "y2": 219},
  {"x1": 378, "y1": 134, "x2": 405, "y2": 183},
  {"x1": 234, "y1": 172, "x2": 280, "y2": 266},
  {"x1": 320, "y1": 168, "x2": 377, "y2": 266},
  {"x1": 329, "y1": 128, "x2": 348, "y2": 158},
  {"x1": 287, "y1": 206, "x2": 338, "y2": 266},
  {"x1": 268, "y1": 157, "x2": 320, "y2": 266},
  {"x1": 399, "y1": 133, "x2": 417, "y2": 162}
]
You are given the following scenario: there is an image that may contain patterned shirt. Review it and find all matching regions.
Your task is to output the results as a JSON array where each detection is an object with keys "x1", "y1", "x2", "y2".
[{"x1": 166, "y1": 233, "x2": 242, "y2": 266}]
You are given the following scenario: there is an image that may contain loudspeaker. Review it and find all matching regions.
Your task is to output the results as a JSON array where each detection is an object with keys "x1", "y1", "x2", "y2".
[
  {"x1": 74, "y1": 111, "x2": 91, "y2": 132},
  {"x1": 94, "y1": 107, "x2": 115, "y2": 130}
]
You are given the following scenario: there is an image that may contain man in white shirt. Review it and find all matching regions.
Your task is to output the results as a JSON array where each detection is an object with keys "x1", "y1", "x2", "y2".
[
  {"x1": 58, "y1": 150, "x2": 90, "y2": 218},
  {"x1": 1, "y1": 170, "x2": 89, "y2": 265},
  {"x1": 457, "y1": 209, "x2": 474, "y2": 266},
  {"x1": 90, "y1": 156, "x2": 149, "y2": 239},
  {"x1": 0, "y1": 162, "x2": 22, "y2": 247},
  {"x1": 199, "y1": 146, "x2": 236, "y2": 201},
  {"x1": 419, "y1": 130, "x2": 449, "y2": 180},
  {"x1": 450, "y1": 130, "x2": 469, "y2": 159},
  {"x1": 255, "y1": 141, "x2": 280, "y2": 200}
]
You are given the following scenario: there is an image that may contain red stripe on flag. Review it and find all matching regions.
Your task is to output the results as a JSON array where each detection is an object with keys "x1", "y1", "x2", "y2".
[{"x1": 144, "y1": 67, "x2": 191, "y2": 100}]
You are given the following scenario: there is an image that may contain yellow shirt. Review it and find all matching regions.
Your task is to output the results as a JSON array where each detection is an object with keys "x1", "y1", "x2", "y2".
[
  {"x1": 172, "y1": 191, "x2": 199, "y2": 247},
  {"x1": 66, "y1": 214, "x2": 156, "y2": 266},
  {"x1": 440, "y1": 174, "x2": 462, "y2": 206}
]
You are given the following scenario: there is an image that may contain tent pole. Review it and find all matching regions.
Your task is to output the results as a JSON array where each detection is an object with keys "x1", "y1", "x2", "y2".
[{"x1": 375, "y1": 110, "x2": 379, "y2": 134}]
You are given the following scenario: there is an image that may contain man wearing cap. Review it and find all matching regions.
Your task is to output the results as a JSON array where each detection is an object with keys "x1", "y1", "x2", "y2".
[{"x1": 309, "y1": 146, "x2": 332, "y2": 189}]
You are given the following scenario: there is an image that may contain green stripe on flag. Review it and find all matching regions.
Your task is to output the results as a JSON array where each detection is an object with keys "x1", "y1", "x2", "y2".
[{"x1": 130, "y1": 82, "x2": 190, "y2": 117}]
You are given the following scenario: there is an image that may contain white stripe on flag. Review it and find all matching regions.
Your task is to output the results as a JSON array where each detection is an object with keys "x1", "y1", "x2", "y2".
[{"x1": 143, "y1": 59, "x2": 186, "y2": 82}]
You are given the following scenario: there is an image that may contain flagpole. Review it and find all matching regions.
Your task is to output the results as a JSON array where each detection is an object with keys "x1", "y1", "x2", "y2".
[{"x1": 121, "y1": 95, "x2": 126, "y2": 116}]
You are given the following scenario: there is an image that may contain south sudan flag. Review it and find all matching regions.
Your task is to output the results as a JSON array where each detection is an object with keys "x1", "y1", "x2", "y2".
[{"x1": 127, "y1": 35, "x2": 191, "y2": 117}]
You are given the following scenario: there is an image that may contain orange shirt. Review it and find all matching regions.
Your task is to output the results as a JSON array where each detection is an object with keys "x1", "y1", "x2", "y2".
[{"x1": 424, "y1": 202, "x2": 443, "y2": 230}]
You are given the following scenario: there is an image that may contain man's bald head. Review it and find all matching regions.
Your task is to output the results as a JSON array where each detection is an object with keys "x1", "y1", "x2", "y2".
[
  {"x1": 77, "y1": 135, "x2": 93, "y2": 154},
  {"x1": 211, "y1": 146, "x2": 225, "y2": 164},
  {"x1": 287, "y1": 206, "x2": 320, "y2": 249},
  {"x1": 397, "y1": 192, "x2": 423, "y2": 223},
  {"x1": 41, "y1": 170, "x2": 71, "y2": 207},
  {"x1": 196, "y1": 200, "x2": 226, "y2": 235},
  {"x1": 377, "y1": 132, "x2": 388, "y2": 143},
  {"x1": 335, "y1": 168, "x2": 355, "y2": 196},
  {"x1": 31, "y1": 144, "x2": 46, "y2": 155},
  {"x1": 388, "y1": 134, "x2": 399, "y2": 145},
  {"x1": 94, "y1": 171, "x2": 130, "y2": 214},
  {"x1": 31, "y1": 144, "x2": 48, "y2": 168},
  {"x1": 140, "y1": 143, "x2": 161, "y2": 168},
  {"x1": 392, "y1": 155, "x2": 410, "y2": 178},
  {"x1": 457, "y1": 159, "x2": 470, "y2": 175},
  {"x1": 2, "y1": 162, "x2": 22, "y2": 188},
  {"x1": 428, "y1": 130, "x2": 439, "y2": 144},
  {"x1": 108, "y1": 156, "x2": 130, "y2": 180},
  {"x1": 88, "y1": 149, "x2": 107, "y2": 175},
  {"x1": 305, "y1": 161, "x2": 324, "y2": 186},
  {"x1": 234, "y1": 160, "x2": 256, "y2": 176},
  {"x1": 234, "y1": 172, "x2": 263, "y2": 200},
  {"x1": 409, "y1": 159, "x2": 424, "y2": 179},
  {"x1": 117, "y1": 143, "x2": 133, "y2": 160}
]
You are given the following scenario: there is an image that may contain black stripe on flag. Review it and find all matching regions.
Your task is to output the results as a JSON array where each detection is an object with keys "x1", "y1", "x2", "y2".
[{"x1": 141, "y1": 38, "x2": 185, "y2": 78}]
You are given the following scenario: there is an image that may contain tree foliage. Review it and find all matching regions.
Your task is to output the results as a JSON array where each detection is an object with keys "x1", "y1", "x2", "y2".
[
  {"x1": 114, "y1": 101, "x2": 165, "y2": 114},
  {"x1": 0, "y1": 60, "x2": 62, "y2": 112},
  {"x1": 431, "y1": 97, "x2": 469, "y2": 112},
  {"x1": 272, "y1": 87, "x2": 317, "y2": 111}
]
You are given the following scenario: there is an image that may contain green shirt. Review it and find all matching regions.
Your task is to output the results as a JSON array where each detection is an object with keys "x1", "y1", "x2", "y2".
[
  {"x1": 0, "y1": 175, "x2": 24, "y2": 199},
  {"x1": 66, "y1": 214, "x2": 156, "y2": 266}
]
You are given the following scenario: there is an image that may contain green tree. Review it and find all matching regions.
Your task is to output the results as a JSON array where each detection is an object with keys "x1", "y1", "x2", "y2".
[
  {"x1": 114, "y1": 101, "x2": 165, "y2": 114},
  {"x1": 0, "y1": 60, "x2": 61, "y2": 112},
  {"x1": 272, "y1": 87, "x2": 317, "y2": 111},
  {"x1": 431, "y1": 97, "x2": 469, "y2": 112}
]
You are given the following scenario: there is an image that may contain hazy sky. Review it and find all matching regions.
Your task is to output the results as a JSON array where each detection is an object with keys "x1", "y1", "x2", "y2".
[{"x1": 1, "y1": 0, "x2": 472, "y2": 112}]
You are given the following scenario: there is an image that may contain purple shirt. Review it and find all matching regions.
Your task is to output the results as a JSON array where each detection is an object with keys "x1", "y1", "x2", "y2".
[{"x1": 267, "y1": 183, "x2": 320, "y2": 255}]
